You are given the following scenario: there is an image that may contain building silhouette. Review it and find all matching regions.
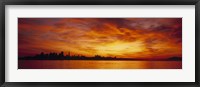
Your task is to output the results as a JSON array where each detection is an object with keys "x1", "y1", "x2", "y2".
[{"x1": 19, "y1": 51, "x2": 182, "y2": 61}]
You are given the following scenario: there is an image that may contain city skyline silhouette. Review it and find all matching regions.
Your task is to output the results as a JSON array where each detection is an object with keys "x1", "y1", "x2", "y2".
[
  {"x1": 18, "y1": 18, "x2": 182, "y2": 69},
  {"x1": 19, "y1": 51, "x2": 182, "y2": 61}
]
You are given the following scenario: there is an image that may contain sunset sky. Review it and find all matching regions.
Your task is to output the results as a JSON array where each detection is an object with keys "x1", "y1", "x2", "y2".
[{"x1": 18, "y1": 18, "x2": 182, "y2": 59}]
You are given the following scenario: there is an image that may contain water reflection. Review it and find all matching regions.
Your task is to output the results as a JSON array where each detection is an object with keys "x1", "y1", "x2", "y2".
[{"x1": 18, "y1": 60, "x2": 182, "y2": 69}]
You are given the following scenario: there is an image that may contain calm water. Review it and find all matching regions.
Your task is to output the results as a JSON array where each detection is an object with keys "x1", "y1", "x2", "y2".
[{"x1": 18, "y1": 60, "x2": 182, "y2": 69}]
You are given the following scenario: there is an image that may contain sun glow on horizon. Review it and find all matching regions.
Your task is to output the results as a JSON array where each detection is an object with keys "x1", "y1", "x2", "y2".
[
  {"x1": 94, "y1": 41, "x2": 145, "y2": 57},
  {"x1": 18, "y1": 18, "x2": 182, "y2": 59}
]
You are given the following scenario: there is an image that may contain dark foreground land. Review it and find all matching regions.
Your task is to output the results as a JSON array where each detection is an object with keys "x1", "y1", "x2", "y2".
[
  {"x1": 19, "y1": 57, "x2": 181, "y2": 61},
  {"x1": 18, "y1": 52, "x2": 182, "y2": 69},
  {"x1": 19, "y1": 52, "x2": 182, "y2": 61}
]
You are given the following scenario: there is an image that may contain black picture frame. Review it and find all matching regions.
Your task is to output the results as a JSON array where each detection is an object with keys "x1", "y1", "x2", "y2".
[{"x1": 0, "y1": 0, "x2": 199, "y2": 87}]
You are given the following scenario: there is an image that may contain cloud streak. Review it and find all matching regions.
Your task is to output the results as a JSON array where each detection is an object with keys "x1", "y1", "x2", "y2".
[{"x1": 18, "y1": 18, "x2": 182, "y2": 59}]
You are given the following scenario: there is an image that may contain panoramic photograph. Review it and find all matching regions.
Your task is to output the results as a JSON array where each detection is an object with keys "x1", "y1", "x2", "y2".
[{"x1": 18, "y1": 18, "x2": 182, "y2": 69}]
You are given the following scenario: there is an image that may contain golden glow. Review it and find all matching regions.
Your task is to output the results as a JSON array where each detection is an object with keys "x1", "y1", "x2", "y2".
[
  {"x1": 95, "y1": 41, "x2": 145, "y2": 57},
  {"x1": 18, "y1": 18, "x2": 182, "y2": 59}
]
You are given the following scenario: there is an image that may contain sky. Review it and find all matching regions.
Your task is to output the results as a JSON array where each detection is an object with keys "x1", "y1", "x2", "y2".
[{"x1": 18, "y1": 18, "x2": 182, "y2": 59}]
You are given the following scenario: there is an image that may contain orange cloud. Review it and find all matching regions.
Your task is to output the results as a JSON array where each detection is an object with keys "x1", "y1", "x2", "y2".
[{"x1": 18, "y1": 18, "x2": 182, "y2": 59}]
